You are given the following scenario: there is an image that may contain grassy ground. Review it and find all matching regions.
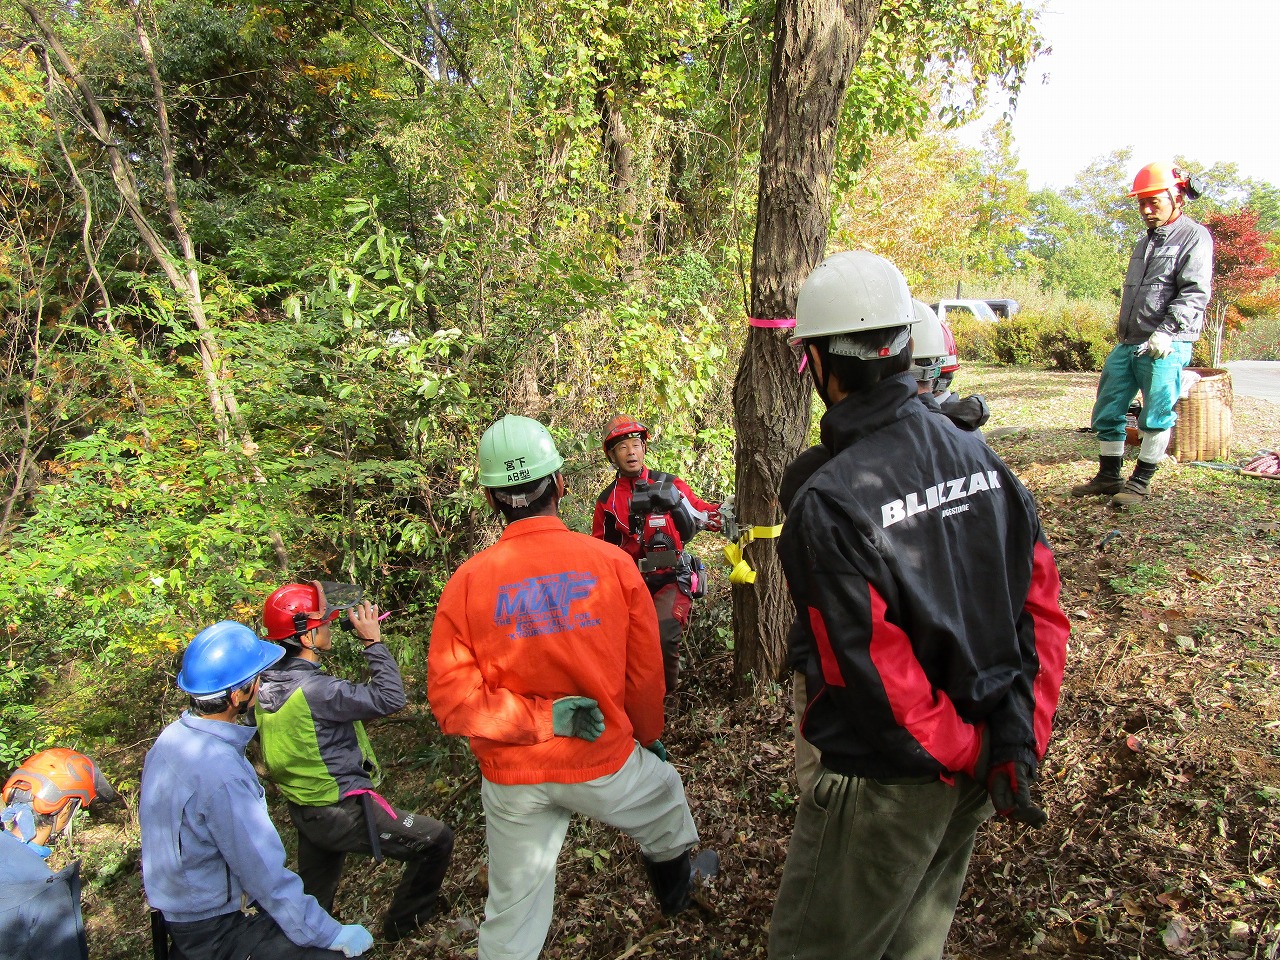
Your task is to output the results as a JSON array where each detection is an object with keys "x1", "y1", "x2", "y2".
[{"x1": 60, "y1": 366, "x2": 1280, "y2": 959}]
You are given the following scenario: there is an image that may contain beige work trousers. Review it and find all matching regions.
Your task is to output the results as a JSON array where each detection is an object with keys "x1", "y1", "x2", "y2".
[{"x1": 478, "y1": 744, "x2": 699, "y2": 960}]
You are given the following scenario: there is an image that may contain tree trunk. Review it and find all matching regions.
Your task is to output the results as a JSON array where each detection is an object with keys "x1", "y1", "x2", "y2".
[{"x1": 731, "y1": 0, "x2": 881, "y2": 687}]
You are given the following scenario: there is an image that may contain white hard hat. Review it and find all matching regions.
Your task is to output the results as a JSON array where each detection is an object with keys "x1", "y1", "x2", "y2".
[
  {"x1": 911, "y1": 300, "x2": 948, "y2": 361},
  {"x1": 794, "y1": 251, "x2": 915, "y2": 359}
]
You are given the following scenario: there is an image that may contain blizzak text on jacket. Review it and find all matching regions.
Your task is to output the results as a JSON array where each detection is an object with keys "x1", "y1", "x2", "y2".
[
  {"x1": 782, "y1": 373, "x2": 1069, "y2": 781},
  {"x1": 428, "y1": 515, "x2": 665, "y2": 785},
  {"x1": 139, "y1": 712, "x2": 340, "y2": 948},
  {"x1": 1117, "y1": 214, "x2": 1213, "y2": 343},
  {"x1": 256, "y1": 642, "x2": 407, "y2": 806}
]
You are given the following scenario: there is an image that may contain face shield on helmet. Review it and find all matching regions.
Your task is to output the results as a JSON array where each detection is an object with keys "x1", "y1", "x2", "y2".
[
  {"x1": 262, "y1": 582, "x2": 360, "y2": 642},
  {"x1": 3, "y1": 748, "x2": 116, "y2": 817},
  {"x1": 3, "y1": 748, "x2": 118, "y2": 845}
]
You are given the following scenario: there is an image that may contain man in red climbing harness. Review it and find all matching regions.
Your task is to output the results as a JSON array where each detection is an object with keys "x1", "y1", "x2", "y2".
[{"x1": 592, "y1": 415, "x2": 724, "y2": 695}]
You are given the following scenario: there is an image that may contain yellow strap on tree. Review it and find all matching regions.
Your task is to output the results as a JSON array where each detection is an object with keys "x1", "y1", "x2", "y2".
[{"x1": 723, "y1": 524, "x2": 783, "y2": 585}]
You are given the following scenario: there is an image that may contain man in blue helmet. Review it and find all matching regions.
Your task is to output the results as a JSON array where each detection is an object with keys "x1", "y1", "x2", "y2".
[{"x1": 140, "y1": 621, "x2": 374, "y2": 960}]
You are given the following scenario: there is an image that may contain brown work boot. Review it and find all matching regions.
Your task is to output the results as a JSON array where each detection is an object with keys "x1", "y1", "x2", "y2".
[
  {"x1": 1110, "y1": 478, "x2": 1150, "y2": 507},
  {"x1": 1070, "y1": 472, "x2": 1126, "y2": 497},
  {"x1": 1109, "y1": 460, "x2": 1159, "y2": 508}
]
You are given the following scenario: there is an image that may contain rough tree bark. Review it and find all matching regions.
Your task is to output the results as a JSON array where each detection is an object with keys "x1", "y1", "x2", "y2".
[{"x1": 732, "y1": 0, "x2": 881, "y2": 687}]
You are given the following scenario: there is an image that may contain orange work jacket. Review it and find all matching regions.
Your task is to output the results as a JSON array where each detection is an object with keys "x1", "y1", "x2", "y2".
[{"x1": 427, "y1": 515, "x2": 665, "y2": 785}]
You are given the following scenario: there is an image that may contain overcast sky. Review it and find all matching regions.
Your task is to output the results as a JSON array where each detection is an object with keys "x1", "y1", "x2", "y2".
[{"x1": 959, "y1": 0, "x2": 1280, "y2": 190}]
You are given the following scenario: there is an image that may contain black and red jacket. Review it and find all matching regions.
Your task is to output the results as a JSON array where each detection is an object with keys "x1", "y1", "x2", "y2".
[
  {"x1": 592, "y1": 469, "x2": 716, "y2": 587},
  {"x1": 782, "y1": 373, "x2": 1068, "y2": 780}
]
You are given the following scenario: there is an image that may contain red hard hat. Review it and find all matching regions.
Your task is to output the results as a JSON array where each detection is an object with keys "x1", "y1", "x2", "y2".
[
  {"x1": 262, "y1": 583, "x2": 339, "y2": 641},
  {"x1": 940, "y1": 318, "x2": 959, "y2": 374},
  {"x1": 601, "y1": 415, "x2": 648, "y2": 453},
  {"x1": 1128, "y1": 162, "x2": 1185, "y2": 199},
  {"x1": 3, "y1": 748, "x2": 117, "y2": 816}
]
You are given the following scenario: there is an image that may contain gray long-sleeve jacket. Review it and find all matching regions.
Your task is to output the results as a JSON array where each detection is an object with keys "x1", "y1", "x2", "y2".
[
  {"x1": 140, "y1": 712, "x2": 341, "y2": 947},
  {"x1": 1117, "y1": 213, "x2": 1213, "y2": 344}
]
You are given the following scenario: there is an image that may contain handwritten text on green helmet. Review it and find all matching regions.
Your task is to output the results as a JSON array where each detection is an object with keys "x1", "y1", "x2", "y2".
[{"x1": 478, "y1": 415, "x2": 565, "y2": 488}]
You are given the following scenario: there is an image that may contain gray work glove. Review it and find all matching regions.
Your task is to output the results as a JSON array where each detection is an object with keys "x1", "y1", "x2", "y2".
[
  {"x1": 328, "y1": 924, "x2": 374, "y2": 957},
  {"x1": 552, "y1": 697, "x2": 606, "y2": 741}
]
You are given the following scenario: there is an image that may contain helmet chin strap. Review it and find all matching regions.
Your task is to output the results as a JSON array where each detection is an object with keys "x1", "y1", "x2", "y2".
[{"x1": 805, "y1": 341, "x2": 834, "y2": 407}]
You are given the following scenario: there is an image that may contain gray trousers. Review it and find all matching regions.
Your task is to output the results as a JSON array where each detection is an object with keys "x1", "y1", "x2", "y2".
[{"x1": 769, "y1": 769, "x2": 993, "y2": 960}]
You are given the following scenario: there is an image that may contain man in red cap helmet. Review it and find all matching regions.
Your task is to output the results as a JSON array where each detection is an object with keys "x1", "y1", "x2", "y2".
[
  {"x1": 592, "y1": 415, "x2": 724, "y2": 695},
  {"x1": 1071, "y1": 161, "x2": 1213, "y2": 507},
  {"x1": 2, "y1": 748, "x2": 118, "y2": 960},
  {"x1": 255, "y1": 581, "x2": 453, "y2": 944}
]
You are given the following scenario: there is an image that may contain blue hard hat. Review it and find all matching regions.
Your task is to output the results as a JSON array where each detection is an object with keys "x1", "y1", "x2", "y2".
[{"x1": 177, "y1": 621, "x2": 285, "y2": 697}]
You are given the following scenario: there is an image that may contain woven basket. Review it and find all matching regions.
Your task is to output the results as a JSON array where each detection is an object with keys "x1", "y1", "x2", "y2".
[{"x1": 1169, "y1": 367, "x2": 1233, "y2": 462}]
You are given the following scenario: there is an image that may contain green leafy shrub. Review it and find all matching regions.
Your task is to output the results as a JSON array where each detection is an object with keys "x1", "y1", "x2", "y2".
[
  {"x1": 950, "y1": 304, "x2": 1114, "y2": 371},
  {"x1": 1221, "y1": 313, "x2": 1280, "y2": 361}
]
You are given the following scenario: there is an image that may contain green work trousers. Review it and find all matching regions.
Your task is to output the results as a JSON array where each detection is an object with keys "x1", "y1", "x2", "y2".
[
  {"x1": 769, "y1": 768, "x2": 993, "y2": 960},
  {"x1": 1090, "y1": 341, "x2": 1193, "y2": 443},
  {"x1": 477, "y1": 744, "x2": 699, "y2": 960}
]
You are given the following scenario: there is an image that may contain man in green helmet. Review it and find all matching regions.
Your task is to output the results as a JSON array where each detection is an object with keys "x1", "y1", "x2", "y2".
[{"x1": 428, "y1": 415, "x2": 716, "y2": 960}]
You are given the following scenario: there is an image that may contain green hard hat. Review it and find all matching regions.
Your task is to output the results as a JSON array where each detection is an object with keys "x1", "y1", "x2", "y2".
[{"x1": 478, "y1": 415, "x2": 565, "y2": 489}]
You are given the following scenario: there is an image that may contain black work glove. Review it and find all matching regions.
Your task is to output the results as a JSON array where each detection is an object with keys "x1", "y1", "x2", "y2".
[
  {"x1": 987, "y1": 761, "x2": 1047, "y2": 827},
  {"x1": 968, "y1": 725, "x2": 991, "y2": 784},
  {"x1": 551, "y1": 697, "x2": 606, "y2": 742}
]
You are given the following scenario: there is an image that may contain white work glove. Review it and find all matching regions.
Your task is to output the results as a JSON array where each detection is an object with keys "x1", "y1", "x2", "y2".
[
  {"x1": 1141, "y1": 331, "x2": 1172, "y2": 359},
  {"x1": 328, "y1": 923, "x2": 374, "y2": 957}
]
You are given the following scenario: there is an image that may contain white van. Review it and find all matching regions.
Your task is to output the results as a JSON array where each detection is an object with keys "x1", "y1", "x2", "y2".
[{"x1": 930, "y1": 299, "x2": 999, "y2": 324}]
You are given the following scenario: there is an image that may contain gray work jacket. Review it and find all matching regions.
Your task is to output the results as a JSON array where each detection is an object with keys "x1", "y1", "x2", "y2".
[{"x1": 1117, "y1": 214, "x2": 1213, "y2": 344}]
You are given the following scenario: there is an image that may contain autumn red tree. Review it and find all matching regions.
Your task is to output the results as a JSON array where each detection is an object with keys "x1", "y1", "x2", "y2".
[{"x1": 1204, "y1": 207, "x2": 1278, "y2": 365}]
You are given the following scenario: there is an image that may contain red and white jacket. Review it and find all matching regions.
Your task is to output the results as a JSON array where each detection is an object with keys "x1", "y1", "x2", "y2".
[{"x1": 592, "y1": 468, "x2": 717, "y2": 565}]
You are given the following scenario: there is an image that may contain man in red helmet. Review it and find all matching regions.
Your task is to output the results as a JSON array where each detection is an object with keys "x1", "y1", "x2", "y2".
[
  {"x1": 1071, "y1": 161, "x2": 1213, "y2": 507},
  {"x1": 592, "y1": 415, "x2": 723, "y2": 695},
  {"x1": 2, "y1": 749, "x2": 118, "y2": 960},
  {"x1": 255, "y1": 581, "x2": 453, "y2": 944}
]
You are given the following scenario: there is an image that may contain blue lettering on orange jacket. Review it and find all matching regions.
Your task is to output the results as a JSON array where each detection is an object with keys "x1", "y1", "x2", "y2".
[{"x1": 494, "y1": 572, "x2": 598, "y2": 638}]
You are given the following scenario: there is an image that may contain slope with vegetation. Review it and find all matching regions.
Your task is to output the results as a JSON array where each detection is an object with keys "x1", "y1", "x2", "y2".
[{"x1": 2, "y1": 1, "x2": 1280, "y2": 955}]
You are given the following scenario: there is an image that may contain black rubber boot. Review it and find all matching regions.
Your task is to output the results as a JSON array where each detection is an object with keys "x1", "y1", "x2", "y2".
[
  {"x1": 1110, "y1": 459, "x2": 1159, "y2": 507},
  {"x1": 1070, "y1": 455, "x2": 1125, "y2": 497},
  {"x1": 643, "y1": 849, "x2": 719, "y2": 917}
]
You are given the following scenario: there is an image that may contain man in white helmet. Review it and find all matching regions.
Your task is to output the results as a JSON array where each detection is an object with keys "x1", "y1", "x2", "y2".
[
  {"x1": 910, "y1": 300, "x2": 989, "y2": 432},
  {"x1": 768, "y1": 251, "x2": 1070, "y2": 960}
]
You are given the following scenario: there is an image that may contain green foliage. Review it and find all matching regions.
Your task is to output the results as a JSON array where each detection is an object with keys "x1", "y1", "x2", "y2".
[
  {"x1": 1222, "y1": 313, "x2": 1280, "y2": 361},
  {"x1": 951, "y1": 304, "x2": 1114, "y2": 372}
]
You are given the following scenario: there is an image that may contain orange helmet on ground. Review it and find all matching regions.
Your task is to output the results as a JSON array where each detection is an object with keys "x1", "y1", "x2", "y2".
[
  {"x1": 601, "y1": 415, "x2": 648, "y2": 453},
  {"x1": 1128, "y1": 162, "x2": 1186, "y2": 198},
  {"x1": 262, "y1": 582, "x2": 341, "y2": 642},
  {"x1": 3, "y1": 748, "x2": 117, "y2": 816}
]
